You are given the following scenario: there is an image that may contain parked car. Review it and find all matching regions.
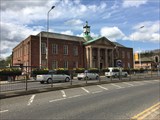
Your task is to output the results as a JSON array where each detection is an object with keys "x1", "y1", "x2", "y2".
[
  {"x1": 77, "y1": 73, "x2": 99, "y2": 80},
  {"x1": 36, "y1": 73, "x2": 70, "y2": 84},
  {"x1": 105, "y1": 67, "x2": 128, "y2": 78}
]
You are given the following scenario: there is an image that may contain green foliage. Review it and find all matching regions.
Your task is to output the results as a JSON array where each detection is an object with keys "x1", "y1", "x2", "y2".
[
  {"x1": 0, "y1": 68, "x2": 21, "y2": 76},
  {"x1": 54, "y1": 68, "x2": 69, "y2": 75},
  {"x1": 32, "y1": 68, "x2": 49, "y2": 75},
  {"x1": 88, "y1": 68, "x2": 99, "y2": 73},
  {"x1": 73, "y1": 68, "x2": 85, "y2": 73},
  {"x1": 102, "y1": 68, "x2": 109, "y2": 72}
]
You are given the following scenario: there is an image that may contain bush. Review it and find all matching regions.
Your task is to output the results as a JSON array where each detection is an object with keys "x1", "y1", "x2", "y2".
[
  {"x1": 73, "y1": 68, "x2": 85, "y2": 73},
  {"x1": 32, "y1": 68, "x2": 49, "y2": 75},
  {"x1": 88, "y1": 68, "x2": 99, "y2": 73},
  {"x1": 55, "y1": 68, "x2": 70, "y2": 75},
  {"x1": 102, "y1": 68, "x2": 109, "y2": 72},
  {"x1": 0, "y1": 68, "x2": 21, "y2": 76}
]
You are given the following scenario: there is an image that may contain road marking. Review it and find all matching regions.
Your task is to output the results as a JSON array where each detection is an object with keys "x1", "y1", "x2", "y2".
[
  {"x1": 153, "y1": 80, "x2": 160, "y2": 82},
  {"x1": 142, "y1": 81, "x2": 153, "y2": 84},
  {"x1": 133, "y1": 81, "x2": 144, "y2": 85},
  {"x1": 123, "y1": 82, "x2": 134, "y2": 87},
  {"x1": 111, "y1": 83, "x2": 123, "y2": 89},
  {"x1": 92, "y1": 91, "x2": 102, "y2": 94},
  {"x1": 81, "y1": 87, "x2": 90, "y2": 93},
  {"x1": 27, "y1": 94, "x2": 35, "y2": 106},
  {"x1": 68, "y1": 95, "x2": 82, "y2": 99},
  {"x1": 97, "y1": 85, "x2": 108, "y2": 90},
  {"x1": 61, "y1": 90, "x2": 66, "y2": 98},
  {"x1": 49, "y1": 98, "x2": 66, "y2": 102},
  {"x1": 131, "y1": 102, "x2": 160, "y2": 120},
  {"x1": 0, "y1": 110, "x2": 8, "y2": 113}
]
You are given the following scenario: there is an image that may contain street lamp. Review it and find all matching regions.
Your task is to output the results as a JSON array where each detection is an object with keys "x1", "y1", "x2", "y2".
[
  {"x1": 46, "y1": 6, "x2": 55, "y2": 69},
  {"x1": 133, "y1": 25, "x2": 144, "y2": 69}
]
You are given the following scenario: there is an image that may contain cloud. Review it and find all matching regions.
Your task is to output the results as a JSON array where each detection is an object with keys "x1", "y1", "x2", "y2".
[
  {"x1": 126, "y1": 21, "x2": 160, "y2": 43},
  {"x1": 64, "y1": 19, "x2": 83, "y2": 26},
  {"x1": 60, "y1": 30, "x2": 73, "y2": 35},
  {"x1": 123, "y1": 0, "x2": 148, "y2": 8},
  {"x1": 100, "y1": 27, "x2": 126, "y2": 41},
  {"x1": 0, "y1": 22, "x2": 43, "y2": 58}
]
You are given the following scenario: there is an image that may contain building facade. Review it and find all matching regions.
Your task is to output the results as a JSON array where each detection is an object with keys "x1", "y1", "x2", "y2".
[{"x1": 12, "y1": 22, "x2": 133, "y2": 70}]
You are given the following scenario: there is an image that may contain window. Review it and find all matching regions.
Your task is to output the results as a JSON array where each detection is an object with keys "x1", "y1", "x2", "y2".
[
  {"x1": 52, "y1": 44, "x2": 58, "y2": 54},
  {"x1": 122, "y1": 51, "x2": 125, "y2": 58},
  {"x1": 73, "y1": 61, "x2": 78, "y2": 68},
  {"x1": 73, "y1": 46, "x2": 78, "y2": 56},
  {"x1": 64, "y1": 61, "x2": 68, "y2": 68},
  {"x1": 64, "y1": 45, "x2": 68, "y2": 55},
  {"x1": 52, "y1": 61, "x2": 58, "y2": 69},
  {"x1": 42, "y1": 60, "x2": 47, "y2": 67},
  {"x1": 41, "y1": 43, "x2": 46, "y2": 54},
  {"x1": 127, "y1": 52, "x2": 130, "y2": 59}
]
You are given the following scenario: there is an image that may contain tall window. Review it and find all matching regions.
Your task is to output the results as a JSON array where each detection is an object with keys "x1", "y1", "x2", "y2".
[
  {"x1": 73, "y1": 46, "x2": 78, "y2": 56},
  {"x1": 52, "y1": 61, "x2": 58, "y2": 69},
  {"x1": 127, "y1": 52, "x2": 130, "y2": 59},
  {"x1": 122, "y1": 51, "x2": 125, "y2": 58},
  {"x1": 41, "y1": 43, "x2": 46, "y2": 54},
  {"x1": 73, "y1": 61, "x2": 78, "y2": 68},
  {"x1": 64, "y1": 45, "x2": 68, "y2": 55},
  {"x1": 64, "y1": 61, "x2": 68, "y2": 68},
  {"x1": 42, "y1": 60, "x2": 47, "y2": 67},
  {"x1": 52, "y1": 44, "x2": 58, "y2": 54}
]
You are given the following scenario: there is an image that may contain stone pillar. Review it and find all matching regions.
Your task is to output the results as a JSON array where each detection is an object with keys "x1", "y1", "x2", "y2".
[
  {"x1": 90, "y1": 47, "x2": 93, "y2": 68},
  {"x1": 97, "y1": 48, "x2": 100, "y2": 69},
  {"x1": 105, "y1": 48, "x2": 108, "y2": 68},
  {"x1": 111, "y1": 49, "x2": 114, "y2": 66},
  {"x1": 86, "y1": 47, "x2": 89, "y2": 68}
]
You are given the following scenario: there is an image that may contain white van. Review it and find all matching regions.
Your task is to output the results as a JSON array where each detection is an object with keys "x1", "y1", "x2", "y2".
[{"x1": 105, "y1": 67, "x2": 128, "y2": 78}]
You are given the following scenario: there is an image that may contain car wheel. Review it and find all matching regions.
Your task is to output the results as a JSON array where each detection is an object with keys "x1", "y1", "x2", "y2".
[
  {"x1": 47, "y1": 78, "x2": 52, "y2": 84},
  {"x1": 96, "y1": 76, "x2": 99, "y2": 80},
  {"x1": 40, "y1": 81, "x2": 44, "y2": 84},
  {"x1": 65, "y1": 77, "x2": 70, "y2": 82}
]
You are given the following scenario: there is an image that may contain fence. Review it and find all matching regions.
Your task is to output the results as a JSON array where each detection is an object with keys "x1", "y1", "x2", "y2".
[{"x1": 0, "y1": 71, "x2": 159, "y2": 93}]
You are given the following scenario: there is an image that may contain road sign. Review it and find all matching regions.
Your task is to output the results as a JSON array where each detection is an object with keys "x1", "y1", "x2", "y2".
[{"x1": 116, "y1": 60, "x2": 122, "y2": 67}]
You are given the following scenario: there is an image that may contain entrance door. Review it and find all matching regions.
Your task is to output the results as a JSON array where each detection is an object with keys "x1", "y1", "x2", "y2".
[{"x1": 100, "y1": 63, "x2": 103, "y2": 69}]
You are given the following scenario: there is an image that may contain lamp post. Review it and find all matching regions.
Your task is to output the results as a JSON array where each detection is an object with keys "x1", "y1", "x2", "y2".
[
  {"x1": 46, "y1": 6, "x2": 55, "y2": 69},
  {"x1": 133, "y1": 25, "x2": 144, "y2": 69}
]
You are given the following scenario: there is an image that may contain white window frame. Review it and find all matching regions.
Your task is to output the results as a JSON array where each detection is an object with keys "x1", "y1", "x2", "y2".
[
  {"x1": 73, "y1": 46, "x2": 78, "y2": 56},
  {"x1": 64, "y1": 61, "x2": 68, "y2": 68},
  {"x1": 52, "y1": 44, "x2": 58, "y2": 54},
  {"x1": 52, "y1": 60, "x2": 58, "y2": 69},
  {"x1": 41, "y1": 43, "x2": 46, "y2": 54},
  {"x1": 64, "y1": 45, "x2": 68, "y2": 55}
]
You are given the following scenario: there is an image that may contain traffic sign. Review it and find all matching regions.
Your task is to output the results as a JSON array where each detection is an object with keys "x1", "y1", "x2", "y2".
[{"x1": 116, "y1": 60, "x2": 122, "y2": 67}]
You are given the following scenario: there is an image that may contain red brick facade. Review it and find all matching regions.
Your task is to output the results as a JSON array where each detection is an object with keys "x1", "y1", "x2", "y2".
[{"x1": 12, "y1": 32, "x2": 133, "y2": 70}]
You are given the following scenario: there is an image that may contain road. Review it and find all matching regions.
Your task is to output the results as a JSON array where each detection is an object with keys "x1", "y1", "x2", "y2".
[
  {"x1": 0, "y1": 79, "x2": 159, "y2": 120},
  {"x1": 0, "y1": 73, "x2": 158, "y2": 92}
]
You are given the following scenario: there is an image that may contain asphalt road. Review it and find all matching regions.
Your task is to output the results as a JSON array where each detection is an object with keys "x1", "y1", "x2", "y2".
[
  {"x1": 0, "y1": 73, "x2": 158, "y2": 92},
  {"x1": 0, "y1": 79, "x2": 159, "y2": 120}
]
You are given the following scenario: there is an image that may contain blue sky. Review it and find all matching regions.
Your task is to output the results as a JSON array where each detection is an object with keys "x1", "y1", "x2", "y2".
[{"x1": 0, "y1": 0, "x2": 159, "y2": 59}]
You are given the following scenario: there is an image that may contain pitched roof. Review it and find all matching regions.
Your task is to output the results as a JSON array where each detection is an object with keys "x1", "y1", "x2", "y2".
[
  {"x1": 113, "y1": 42, "x2": 125, "y2": 47},
  {"x1": 37, "y1": 31, "x2": 86, "y2": 42},
  {"x1": 83, "y1": 36, "x2": 115, "y2": 46}
]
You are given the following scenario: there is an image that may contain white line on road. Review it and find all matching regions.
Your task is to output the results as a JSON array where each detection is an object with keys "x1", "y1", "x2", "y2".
[
  {"x1": 92, "y1": 91, "x2": 102, "y2": 94},
  {"x1": 97, "y1": 85, "x2": 108, "y2": 90},
  {"x1": 68, "y1": 95, "x2": 82, "y2": 99},
  {"x1": 133, "y1": 81, "x2": 144, "y2": 85},
  {"x1": 111, "y1": 83, "x2": 123, "y2": 89},
  {"x1": 27, "y1": 94, "x2": 35, "y2": 106},
  {"x1": 61, "y1": 90, "x2": 66, "y2": 98},
  {"x1": 81, "y1": 87, "x2": 90, "y2": 93},
  {"x1": 0, "y1": 110, "x2": 8, "y2": 113},
  {"x1": 123, "y1": 82, "x2": 134, "y2": 87},
  {"x1": 49, "y1": 98, "x2": 66, "y2": 102}
]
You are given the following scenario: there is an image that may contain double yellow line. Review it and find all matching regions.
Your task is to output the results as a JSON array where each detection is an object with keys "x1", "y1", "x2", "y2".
[{"x1": 131, "y1": 102, "x2": 160, "y2": 120}]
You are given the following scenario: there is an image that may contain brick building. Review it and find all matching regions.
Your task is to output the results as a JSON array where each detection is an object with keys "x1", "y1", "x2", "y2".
[{"x1": 12, "y1": 22, "x2": 133, "y2": 70}]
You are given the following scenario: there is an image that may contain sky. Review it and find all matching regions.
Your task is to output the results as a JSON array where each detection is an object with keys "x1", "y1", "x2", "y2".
[{"x1": 0, "y1": 0, "x2": 160, "y2": 59}]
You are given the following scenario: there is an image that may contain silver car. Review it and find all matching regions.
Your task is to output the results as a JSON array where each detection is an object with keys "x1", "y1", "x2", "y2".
[
  {"x1": 77, "y1": 73, "x2": 99, "y2": 80},
  {"x1": 36, "y1": 74, "x2": 70, "y2": 84}
]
